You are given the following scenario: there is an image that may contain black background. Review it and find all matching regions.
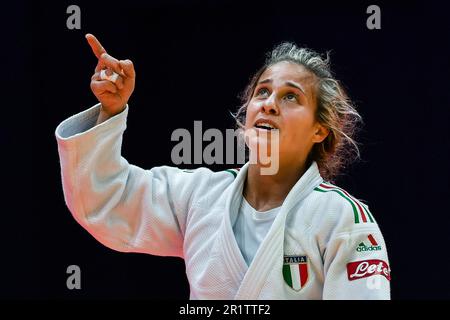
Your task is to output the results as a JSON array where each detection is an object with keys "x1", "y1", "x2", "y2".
[{"x1": 3, "y1": 0, "x2": 449, "y2": 300}]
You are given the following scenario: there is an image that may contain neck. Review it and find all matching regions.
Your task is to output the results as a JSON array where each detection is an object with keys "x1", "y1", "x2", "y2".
[{"x1": 243, "y1": 158, "x2": 310, "y2": 212}]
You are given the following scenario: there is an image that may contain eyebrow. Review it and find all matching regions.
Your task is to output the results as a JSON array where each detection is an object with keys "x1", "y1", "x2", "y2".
[{"x1": 257, "y1": 78, "x2": 306, "y2": 95}]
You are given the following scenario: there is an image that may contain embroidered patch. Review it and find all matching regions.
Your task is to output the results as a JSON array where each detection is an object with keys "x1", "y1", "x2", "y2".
[
  {"x1": 347, "y1": 259, "x2": 391, "y2": 281},
  {"x1": 356, "y1": 234, "x2": 382, "y2": 252},
  {"x1": 283, "y1": 255, "x2": 309, "y2": 291}
]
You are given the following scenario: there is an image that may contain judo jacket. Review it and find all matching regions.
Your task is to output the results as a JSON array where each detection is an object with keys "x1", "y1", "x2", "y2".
[{"x1": 55, "y1": 104, "x2": 391, "y2": 299}]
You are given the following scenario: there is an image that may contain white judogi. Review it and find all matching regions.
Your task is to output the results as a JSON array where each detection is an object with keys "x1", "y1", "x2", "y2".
[{"x1": 55, "y1": 104, "x2": 391, "y2": 300}]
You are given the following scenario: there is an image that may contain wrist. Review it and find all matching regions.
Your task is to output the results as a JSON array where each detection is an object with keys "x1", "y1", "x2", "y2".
[{"x1": 96, "y1": 105, "x2": 113, "y2": 125}]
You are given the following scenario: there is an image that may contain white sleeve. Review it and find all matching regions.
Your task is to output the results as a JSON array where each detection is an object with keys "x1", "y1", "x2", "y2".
[
  {"x1": 322, "y1": 223, "x2": 391, "y2": 300},
  {"x1": 55, "y1": 103, "x2": 212, "y2": 258}
]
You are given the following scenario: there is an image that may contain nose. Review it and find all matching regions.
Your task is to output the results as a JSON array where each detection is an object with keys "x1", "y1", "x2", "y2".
[{"x1": 261, "y1": 93, "x2": 279, "y2": 115}]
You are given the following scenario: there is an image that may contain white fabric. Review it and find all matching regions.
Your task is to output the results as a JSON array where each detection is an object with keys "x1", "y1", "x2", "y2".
[
  {"x1": 55, "y1": 103, "x2": 391, "y2": 300},
  {"x1": 100, "y1": 69, "x2": 119, "y2": 83},
  {"x1": 233, "y1": 197, "x2": 280, "y2": 267}
]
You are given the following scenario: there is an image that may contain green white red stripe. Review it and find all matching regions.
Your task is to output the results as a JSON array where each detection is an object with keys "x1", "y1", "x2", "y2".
[
  {"x1": 314, "y1": 182, "x2": 375, "y2": 224},
  {"x1": 367, "y1": 234, "x2": 378, "y2": 246},
  {"x1": 224, "y1": 168, "x2": 240, "y2": 178},
  {"x1": 283, "y1": 256, "x2": 308, "y2": 291}
]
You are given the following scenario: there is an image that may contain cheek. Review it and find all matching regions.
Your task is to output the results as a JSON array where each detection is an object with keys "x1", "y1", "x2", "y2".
[
  {"x1": 244, "y1": 113, "x2": 252, "y2": 129},
  {"x1": 282, "y1": 113, "x2": 316, "y2": 142},
  {"x1": 244, "y1": 103, "x2": 258, "y2": 129}
]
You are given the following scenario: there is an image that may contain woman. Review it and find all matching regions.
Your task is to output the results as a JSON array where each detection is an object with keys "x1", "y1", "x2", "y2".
[{"x1": 55, "y1": 34, "x2": 391, "y2": 299}]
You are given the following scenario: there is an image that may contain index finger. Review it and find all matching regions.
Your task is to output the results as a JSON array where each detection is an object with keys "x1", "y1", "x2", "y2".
[{"x1": 85, "y1": 33, "x2": 106, "y2": 59}]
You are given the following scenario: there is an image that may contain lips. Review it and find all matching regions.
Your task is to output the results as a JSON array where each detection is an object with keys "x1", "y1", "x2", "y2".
[{"x1": 254, "y1": 118, "x2": 279, "y2": 131}]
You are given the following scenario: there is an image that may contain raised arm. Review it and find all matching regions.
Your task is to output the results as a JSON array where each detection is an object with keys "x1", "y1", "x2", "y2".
[{"x1": 55, "y1": 34, "x2": 212, "y2": 258}]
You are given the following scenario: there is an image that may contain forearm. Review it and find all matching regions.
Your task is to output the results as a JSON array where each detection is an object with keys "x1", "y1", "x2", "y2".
[
  {"x1": 55, "y1": 104, "x2": 128, "y2": 219},
  {"x1": 55, "y1": 104, "x2": 189, "y2": 257}
]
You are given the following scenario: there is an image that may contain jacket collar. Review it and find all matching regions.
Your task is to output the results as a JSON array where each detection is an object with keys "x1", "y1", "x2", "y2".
[{"x1": 220, "y1": 161, "x2": 324, "y2": 299}]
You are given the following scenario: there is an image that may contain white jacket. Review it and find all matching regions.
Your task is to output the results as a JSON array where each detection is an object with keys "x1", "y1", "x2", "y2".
[{"x1": 55, "y1": 104, "x2": 391, "y2": 299}]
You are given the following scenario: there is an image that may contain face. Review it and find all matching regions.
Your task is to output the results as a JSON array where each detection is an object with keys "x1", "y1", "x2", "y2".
[{"x1": 244, "y1": 61, "x2": 329, "y2": 168}]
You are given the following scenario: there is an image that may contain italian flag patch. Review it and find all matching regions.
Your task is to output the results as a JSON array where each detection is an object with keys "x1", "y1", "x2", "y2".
[{"x1": 283, "y1": 255, "x2": 309, "y2": 291}]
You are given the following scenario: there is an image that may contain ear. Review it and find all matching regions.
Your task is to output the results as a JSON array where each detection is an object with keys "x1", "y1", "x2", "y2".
[{"x1": 312, "y1": 123, "x2": 329, "y2": 144}]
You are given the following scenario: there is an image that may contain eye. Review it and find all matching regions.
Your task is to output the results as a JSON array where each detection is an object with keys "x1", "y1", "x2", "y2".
[
  {"x1": 255, "y1": 87, "x2": 270, "y2": 97},
  {"x1": 284, "y1": 92, "x2": 299, "y2": 102}
]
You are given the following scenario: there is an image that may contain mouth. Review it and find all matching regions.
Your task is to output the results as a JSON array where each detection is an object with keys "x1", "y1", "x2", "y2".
[{"x1": 254, "y1": 119, "x2": 279, "y2": 131}]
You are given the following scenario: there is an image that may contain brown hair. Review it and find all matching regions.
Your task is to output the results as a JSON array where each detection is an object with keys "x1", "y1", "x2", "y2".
[{"x1": 234, "y1": 42, "x2": 362, "y2": 182}]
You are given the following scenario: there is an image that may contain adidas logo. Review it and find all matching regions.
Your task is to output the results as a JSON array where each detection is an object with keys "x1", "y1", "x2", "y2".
[{"x1": 356, "y1": 234, "x2": 382, "y2": 252}]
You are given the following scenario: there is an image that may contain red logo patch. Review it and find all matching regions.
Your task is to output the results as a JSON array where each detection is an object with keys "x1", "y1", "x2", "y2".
[{"x1": 347, "y1": 259, "x2": 391, "y2": 281}]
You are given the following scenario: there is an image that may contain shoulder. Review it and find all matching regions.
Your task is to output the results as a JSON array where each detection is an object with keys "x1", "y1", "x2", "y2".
[
  {"x1": 146, "y1": 166, "x2": 239, "y2": 209},
  {"x1": 151, "y1": 165, "x2": 239, "y2": 195},
  {"x1": 152, "y1": 165, "x2": 238, "y2": 183},
  {"x1": 207, "y1": 167, "x2": 242, "y2": 193},
  {"x1": 311, "y1": 181, "x2": 379, "y2": 233},
  {"x1": 149, "y1": 165, "x2": 213, "y2": 183}
]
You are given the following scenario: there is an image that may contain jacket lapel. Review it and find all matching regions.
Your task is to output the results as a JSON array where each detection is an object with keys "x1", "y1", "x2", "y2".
[
  {"x1": 217, "y1": 162, "x2": 250, "y2": 290},
  {"x1": 234, "y1": 161, "x2": 323, "y2": 299}
]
